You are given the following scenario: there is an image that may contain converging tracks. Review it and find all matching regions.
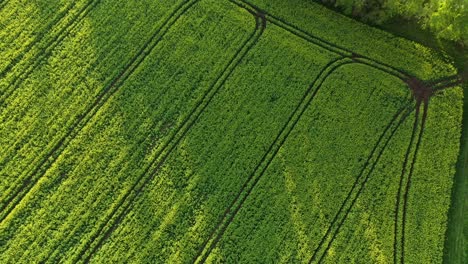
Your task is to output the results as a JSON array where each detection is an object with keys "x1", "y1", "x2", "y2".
[{"x1": 0, "y1": 0, "x2": 463, "y2": 262}]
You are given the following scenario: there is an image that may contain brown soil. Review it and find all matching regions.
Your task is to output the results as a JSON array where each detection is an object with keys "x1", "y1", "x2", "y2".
[{"x1": 405, "y1": 77, "x2": 433, "y2": 104}]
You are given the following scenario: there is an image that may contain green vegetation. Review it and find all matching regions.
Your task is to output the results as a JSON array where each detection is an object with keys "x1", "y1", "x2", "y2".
[
  {"x1": 0, "y1": 0, "x2": 463, "y2": 263},
  {"x1": 318, "y1": 0, "x2": 468, "y2": 45},
  {"x1": 315, "y1": 1, "x2": 468, "y2": 263}
]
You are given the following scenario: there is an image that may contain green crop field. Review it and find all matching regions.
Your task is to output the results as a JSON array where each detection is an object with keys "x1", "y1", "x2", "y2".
[{"x1": 0, "y1": 0, "x2": 464, "y2": 263}]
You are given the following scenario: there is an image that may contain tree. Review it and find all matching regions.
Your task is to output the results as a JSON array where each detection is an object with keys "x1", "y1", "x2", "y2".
[{"x1": 321, "y1": 0, "x2": 468, "y2": 45}]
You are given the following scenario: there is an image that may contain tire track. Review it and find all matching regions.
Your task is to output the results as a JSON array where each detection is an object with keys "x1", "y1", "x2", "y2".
[
  {"x1": 228, "y1": 3, "x2": 441, "y2": 264},
  {"x1": 0, "y1": 0, "x2": 99, "y2": 104},
  {"x1": 433, "y1": 79, "x2": 464, "y2": 92},
  {"x1": 192, "y1": 56, "x2": 356, "y2": 264},
  {"x1": 426, "y1": 74, "x2": 462, "y2": 88},
  {"x1": 73, "y1": 6, "x2": 264, "y2": 263},
  {"x1": 0, "y1": 0, "x2": 83, "y2": 74},
  {"x1": 0, "y1": 0, "x2": 196, "y2": 225},
  {"x1": 310, "y1": 103, "x2": 414, "y2": 264},
  {"x1": 393, "y1": 100, "x2": 421, "y2": 264},
  {"x1": 393, "y1": 77, "x2": 432, "y2": 264},
  {"x1": 235, "y1": 0, "x2": 412, "y2": 81},
  {"x1": 400, "y1": 100, "x2": 429, "y2": 264}
]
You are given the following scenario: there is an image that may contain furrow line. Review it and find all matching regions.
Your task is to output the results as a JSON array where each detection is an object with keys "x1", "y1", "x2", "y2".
[
  {"x1": 74, "y1": 6, "x2": 264, "y2": 263},
  {"x1": 0, "y1": 0, "x2": 100, "y2": 105},
  {"x1": 0, "y1": 0, "x2": 195, "y2": 225},
  {"x1": 192, "y1": 57, "x2": 354, "y2": 264},
  {"x1": 312, "y1": 104, "x2": 414, "y2": 264},
  {"x1": 400, "y1": 100, "x2": 429, "y2": 264},
  {"x1": 393, "y1": 100, "x2": 422, "y2": 264}
]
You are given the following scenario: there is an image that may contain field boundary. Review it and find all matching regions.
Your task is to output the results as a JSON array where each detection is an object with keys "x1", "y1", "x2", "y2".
[
  {"x1": 72, "y1": 3, "x2": 265, "y2": 263},
  {"x1": 0, "y1": 0, "x2": 195, "y2": 225},
  {"x1": 0, "y1": 0, "x2": 100, "y2": 104}
]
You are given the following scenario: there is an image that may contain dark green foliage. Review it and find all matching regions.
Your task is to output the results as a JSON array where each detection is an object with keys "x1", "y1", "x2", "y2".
[{"x1": 319, "y1": 0, "x2": 468, "y2": 44}]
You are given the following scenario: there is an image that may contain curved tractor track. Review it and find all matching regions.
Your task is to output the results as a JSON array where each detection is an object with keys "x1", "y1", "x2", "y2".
[
  {"x1": 191, "y1": 1, "x2": 416, "y2": 263},
  {"x1": 0, "y1": 0, "x2": 100, "y2": 105},
  {"x1": 393, "y1": 75, "x2": 464, "y2": 264},
  {"x1": 313, "y1": 75, "x2": 463, "y2": 263},
  {"x1": 221, "y1": 2, "x2": 466, "y2": 264},
  {"x1": 193, "y1": 56, "x2": 412, "y2": 264},
  {"x1": 237, "y1": 0, "x2": 410, "y2": 82},
  {"x1": 0, "y1": 0, "x2": 197, "y2": 226},
  {"x1": 190, "y1": 41, "x2": 353, "y2": 264},
  {"x1": 1, "y1": 0, "x2": 465, "y2": 262},
  {"x1": 72, "y1": 3, "x2": 265, "y2": 263}
]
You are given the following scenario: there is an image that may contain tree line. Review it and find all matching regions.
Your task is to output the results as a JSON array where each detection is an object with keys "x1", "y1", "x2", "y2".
[{"x1": 320, "y1": 0, "x2": 467, "y2": 45}]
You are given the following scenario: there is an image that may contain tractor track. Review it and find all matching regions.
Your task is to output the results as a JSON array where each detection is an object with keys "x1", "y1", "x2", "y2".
[
  {"x1": 72, "y1": 5, "x2": 264, "y2": 263},
  {"x1": 0, "y1": 0, "x2": 100, "y2": 104},
  {"x1": 215, "y1": 3, "x2": 446, "y2": 264},
  {"x1": 0, "y1": 0, "x2": 197, "y2": 225},
  {"x1": 193, "y1": 49, "x2": 409, "y2": 263},
  {"x1": 426, "y1": 74, "x2": 462, "y2": 88},
  {"x1": 311, "y1": 103, "x2": 414, "y2": 264},
  {"x1": 400, "y1": 100, "x2": 429, "y2": 264},
  {"x1": 393, "y1": 77, "x2": 433, "y2": 264},
  {"x1": 190, "y1": 27, "x2": 414, "y2": 260},
  {"x1": 235, "y1": 0, "x2": 411, "y2": 82},
  {"x1": 189, "y1": 5, "x2": 418, "y2": 256},
  {"x1": 192, "y1": 56, "x2": 360, "y2": 264},
  {"x1": 393, "y1": 102, "x2": 420, "y2": 264}
]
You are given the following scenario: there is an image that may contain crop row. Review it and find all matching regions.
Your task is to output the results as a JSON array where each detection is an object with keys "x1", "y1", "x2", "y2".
[
  {"x1": 0, "y1": 0, "x2": 183, "y2": 221},
  {"x1": 204, "y1": 64, "x2": 412, "y2": 263},
  {"x1": 87, "y1": 22, "x2": 344, "y2": 262},
  {"x1": 0, "y1": 0, "x2": 256, "y2": 262},
  {"x1": 246, "y1": 0, "x2": 457, "y2": 81},
  {"x1": 0, "y1": 0, "x2": 91, "y2": 85},
  {"x1": 76, "y1": 2, "x2": 263, "y2": 262},
  {"x1": 0, "y1": 0, "x2": 462, "y2": 263}
]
